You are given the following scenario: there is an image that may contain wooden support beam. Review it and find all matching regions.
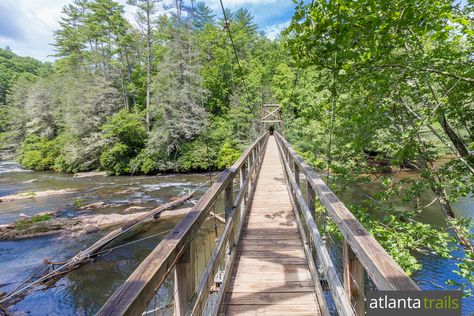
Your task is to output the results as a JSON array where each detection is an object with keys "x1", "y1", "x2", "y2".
[
  {"x1": 306, "y1": 184, "x2": 316, "y2": 220},
  {"x1": 294, "y1": 160, "x2": 300, "y2": 187},
  {"x1": 174, "y1": 242, "x2": 195, "y2": 316},
  {"x1": 343, "y1": 240, "x2": 365, "y2": 316},
  {"x1": 224, "y1": 183, "x2": 234, "y2": 220},
  {"x1": 239, "y1": 167, "x2": 246, "y2": 217}
]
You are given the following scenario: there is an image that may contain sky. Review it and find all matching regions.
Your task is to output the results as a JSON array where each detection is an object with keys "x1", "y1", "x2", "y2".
[{"x1": 0, "y1": 0, "x2": 297, "y2": 62}]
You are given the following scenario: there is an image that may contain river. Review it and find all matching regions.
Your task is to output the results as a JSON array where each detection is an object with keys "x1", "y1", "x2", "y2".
[{"x1": 0, "y1": 161, "x2": 473, "y2": 315}]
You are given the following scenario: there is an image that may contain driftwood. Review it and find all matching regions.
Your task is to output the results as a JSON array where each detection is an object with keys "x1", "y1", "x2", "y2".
[{"x1": 63, "y1": 191, "x2": 194, "y2": 265}]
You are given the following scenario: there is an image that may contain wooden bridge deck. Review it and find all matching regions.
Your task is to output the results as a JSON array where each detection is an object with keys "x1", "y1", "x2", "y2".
[{"x1": 224, "y1": 136, "x2": 323, "y2": 315}]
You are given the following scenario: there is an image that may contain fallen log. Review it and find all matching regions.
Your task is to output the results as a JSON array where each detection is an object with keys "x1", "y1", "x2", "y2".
[
  {"x1": 0, "y1": 207, "x2": 194, "y2": 241},
  {"x1": 66, "y1": 191, "x2": 194, "y2": 266},
  {"x1": 0, "y1": 191, "x2": 194, "y2": 306}
]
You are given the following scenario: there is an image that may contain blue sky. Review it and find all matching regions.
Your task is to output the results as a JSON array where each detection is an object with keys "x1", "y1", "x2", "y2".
[{"x1": 0, "y1": 0, "x2": 297, "y2": 62}]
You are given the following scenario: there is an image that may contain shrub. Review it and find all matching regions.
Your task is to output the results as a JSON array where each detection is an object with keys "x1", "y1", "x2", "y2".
[
  {"x1": 176, "y1": 139, "x2": 216, "y2": 172},
  {"x1": 99, "y1": 110, "x2": 147, "y2": 175},
  {"x1": 216, "y1": 140, "x2": 241, "y2": 169},
  {"x1": 19, "y1": 134, "x2": 60, "y2": 170},
  {"x1": 129, "y1": 150, "x2": 161, "y2": 174}
]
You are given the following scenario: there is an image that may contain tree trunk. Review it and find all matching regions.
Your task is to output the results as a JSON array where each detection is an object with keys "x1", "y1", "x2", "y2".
[
  {"x1": 414, "y1": 130, "x2": 474, "y2": 254},
  {"x1": 146, "y1": 10, "x2": 151, "y2": 132},
  {"x1": 438, "y1": 110, "x2": 470, "y2": 159}
]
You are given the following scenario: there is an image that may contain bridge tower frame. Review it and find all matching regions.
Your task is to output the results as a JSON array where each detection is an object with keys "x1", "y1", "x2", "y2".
[{"x1": 261, "y1": 103, "x2": 282, "y2": 131}]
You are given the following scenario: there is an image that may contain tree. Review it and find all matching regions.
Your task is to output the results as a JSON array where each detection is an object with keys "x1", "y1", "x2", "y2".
[
  {"x1": 192, "y1": 2, "x2": 215, "y2": 30},
  {"x1": 284, "y1": 0, "x2": 474, "y2": 292},
  {"x1": 149, "y1": 17, "x2": 207, "y2": 159},
  {"x1": 128, "y1": 0, "x2": 160, "y2": 129}
]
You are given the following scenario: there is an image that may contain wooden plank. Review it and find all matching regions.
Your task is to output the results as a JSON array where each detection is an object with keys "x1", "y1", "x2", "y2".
[
  {"x1": 235, "y1": 264, "x2": 310, "y2": 275},
  {"x1": 229, "y1": 281, "x2": 315, "y2": 293},
  {"x1": 242, "y1": 234, "x2": 300, "y2": 240},
  {"x1": 227, "y1": 292, "x2": 318, "y2": 305},
  {"x1": 275, "y1": 132, "x2": 419, "y2": 291},
  {"x1": 235, "y1": 250, "x2": 307, "y2": 259},
  {"x1": 243, "y1": 228, "x2": 300, "y2": 235},
  {"x1": 233, "y1": 271, "x2": 312, "y2": 282},
  {"x1": 239, "y1": 244, "x2": 306, "y2": 252},
  {"x1": 240, "y1": 240, "x2": 302, "y2": 246},
  {"x1": 174, "y1": 243, "x2": 194, "y2": 315},
  {"x1": 224, "y1": 182, "x2": 234, "y2": 219},
  {"x1": 306, "y1": 184, "x2": 316, "y2": 220},
  {"x1": 236, "y1": 257, "x2": 307, "y2": 265},
  {"x1": 226, "y1": 305, "x2": 320, "y2": 316}
]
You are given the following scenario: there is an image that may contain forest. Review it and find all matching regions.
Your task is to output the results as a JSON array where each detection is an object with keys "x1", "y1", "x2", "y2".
[
  {"x1": 0, "y1": 0, "x2": 282, "y2": 175},
  {"x1": 0, "y1": 0, "x2": 473, "y2": 304}
]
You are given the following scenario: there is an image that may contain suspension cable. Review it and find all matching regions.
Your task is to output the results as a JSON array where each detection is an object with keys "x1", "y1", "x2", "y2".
[
  {"x1": 218, "y1": 0, "x2": 252, "y2": 103},
  {"x1": 326, "y1": 0, "x2": 340, "y2": 186}
]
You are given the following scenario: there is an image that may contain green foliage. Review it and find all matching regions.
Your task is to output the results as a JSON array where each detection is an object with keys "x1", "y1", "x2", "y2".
[
  {"x1": 0, "y1": 47, "x2": 52, "y2": 104},
  {"x1": 15, "y1": 214, "x2": 53, "y2": 230},
  {"x1": 176, "y1": 139, "x2": 216, "y2": 172},
  {"x1": 447, "y1": 217, "x2": 474, "y2": 297},
  {"x1": 129, "y1": 150, "x2": 161, "y2": 174},
  {"x1": 283, "y1": 0, "x2": 474, "y2": 293},
  {"x1": 217, "y1": 140, "x2": 241, "y2": 169},
  {"x1": 19, "y1": 135, "x2": 61, "y2": 171},
  {"x1": 100, "y1": 110, "x2": 147, "y2": 175},
  {"x1": 317, "y1": 200, "x2": 454, "y2": 275},
  {"x1": 0, "y1": 0, "x2": 307, "y2": 177}
]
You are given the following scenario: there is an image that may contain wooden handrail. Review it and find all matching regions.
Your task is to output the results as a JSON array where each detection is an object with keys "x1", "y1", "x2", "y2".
[
  {"x1": 97, "y1": 132, "x2": 269, "y2": 316},
  {"x1": 275, "y1": 132, "x2": 419, "y2": 289},
  {"x1": 274, "y1": 131, "x2": 418, "y2": 315},
  {"x1": 275, "y1": 135, "x2": 355, "y2": 316}
]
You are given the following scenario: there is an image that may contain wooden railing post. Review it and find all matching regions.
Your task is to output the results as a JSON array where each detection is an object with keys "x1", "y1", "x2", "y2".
[
  {"x1": 239, "y1": 167, "x2": 246, "y2": 220},
  {"x1": 174, "y1": 242, "x2": 196, "y2": 316},
  {"x1": 343, "y1": 240, "x2": 365, "y2": 316},
  {"x1": 224, "y1": 182, "x2": 234, "y2": 220},
  {"x1": 306, "y1": 184, "x2": 316, "y2": 220},
  {"x1": 247, "y1": 156, "x2": 253, "y2": 197},
  {"x1": 294, "y1": 160, "x2": 300, "y2": 188}
]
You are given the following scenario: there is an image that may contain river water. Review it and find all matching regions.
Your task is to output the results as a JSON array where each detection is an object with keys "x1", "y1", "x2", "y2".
[{"x1": 0, "y1": 161, "x2": 473, "y2": 315}]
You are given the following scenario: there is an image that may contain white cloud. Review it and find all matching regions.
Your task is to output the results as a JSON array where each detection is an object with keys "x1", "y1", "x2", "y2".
[
  {"x1": 264, "y1": 20, "x2": 290, "y2": 40},
  {"x1": 0, "y1": 0, "x2": 294, "y2": 61},
  {"x1": 204, "y1": 0, "x2": 278, "y2": 10},
  {"x1": 0, "y1": 0, "x2": 135, "y2": 61}
]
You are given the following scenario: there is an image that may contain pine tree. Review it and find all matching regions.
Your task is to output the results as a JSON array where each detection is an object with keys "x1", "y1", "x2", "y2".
[{"x1": 192, "y1": 2, "x2": 215, "y2": 30}]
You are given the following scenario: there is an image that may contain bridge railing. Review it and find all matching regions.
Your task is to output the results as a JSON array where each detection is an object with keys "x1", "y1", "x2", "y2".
[
  {"x1": 275, "y1": 132, "x2": 419, "y2": 316},
  {"x1": 97, "y1": 132, "x2": 269, "y2": 316}
]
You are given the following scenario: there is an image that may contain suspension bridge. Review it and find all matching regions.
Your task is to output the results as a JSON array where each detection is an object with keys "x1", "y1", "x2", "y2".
[{"x1": 96, "y1": 105, "x2": 419, "y2": 316}]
